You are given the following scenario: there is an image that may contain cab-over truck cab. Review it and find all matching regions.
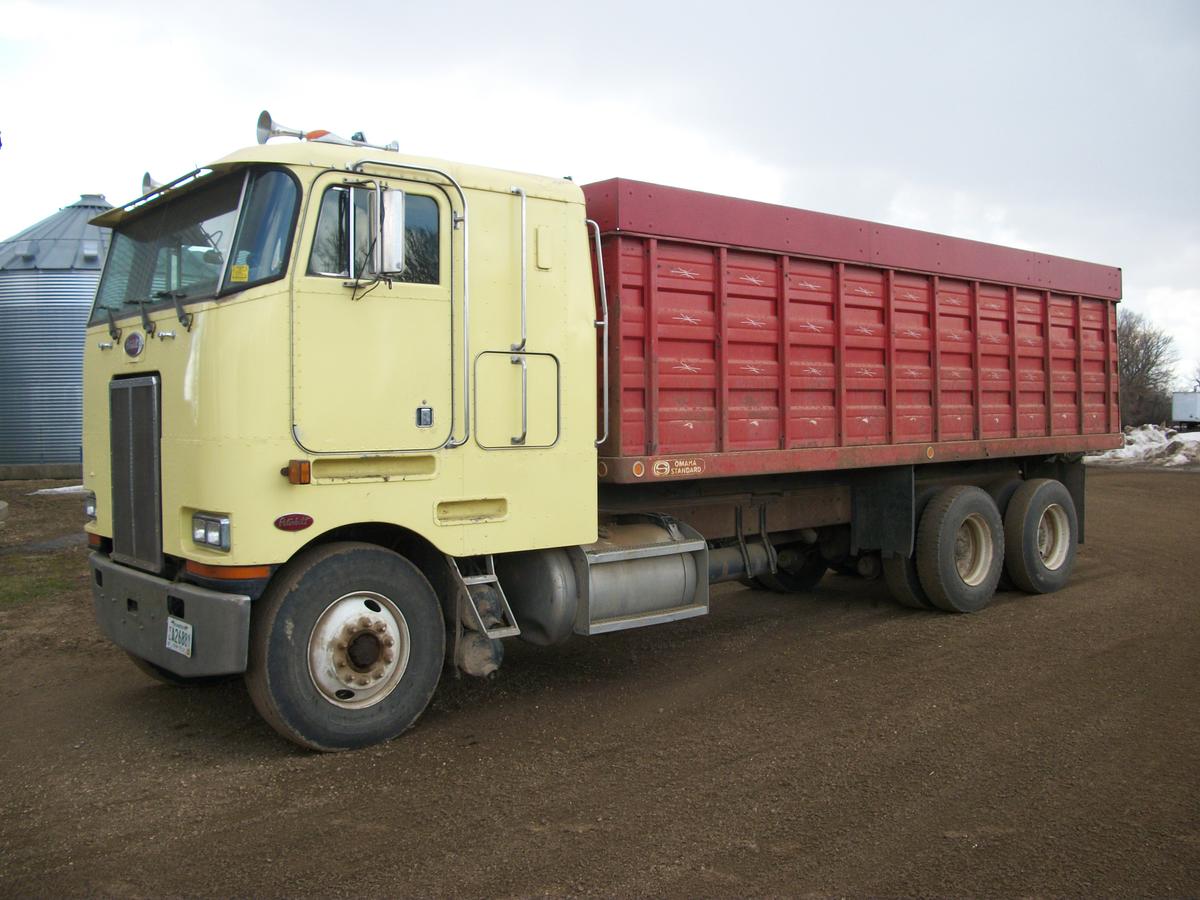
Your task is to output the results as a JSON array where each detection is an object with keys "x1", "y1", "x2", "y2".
[{"x1": 85, "y1": 116, "x2": 600, "y2": 749}]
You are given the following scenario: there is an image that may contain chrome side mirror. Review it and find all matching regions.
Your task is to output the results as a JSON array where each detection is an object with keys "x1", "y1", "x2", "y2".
[{"x1": 379, "y1": 188, "x2": 406, "y2": 275}]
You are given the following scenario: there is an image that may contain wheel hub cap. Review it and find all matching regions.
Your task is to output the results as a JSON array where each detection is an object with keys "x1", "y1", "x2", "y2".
[
  {"x1": 954, "y1": 513, "x2": 993, "y2": 587},
  {"x1": 308, "y1": 591, "x2": 411, "y2": 709},
  {"x1": 1036, "y1": 503, "x2": 1070, "y2": 570}
]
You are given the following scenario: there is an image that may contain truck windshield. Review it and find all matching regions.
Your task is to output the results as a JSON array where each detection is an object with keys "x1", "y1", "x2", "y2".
[{"x1": 90, "y1": 168, "x2": 298, "y2": 325}]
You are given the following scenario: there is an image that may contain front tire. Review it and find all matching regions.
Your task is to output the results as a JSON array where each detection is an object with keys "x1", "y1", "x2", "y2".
[{"x1": 245, "y1": 542, "x2": 445, "y2": 751}]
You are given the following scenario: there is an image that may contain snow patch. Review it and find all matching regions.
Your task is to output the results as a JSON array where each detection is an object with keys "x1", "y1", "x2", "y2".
[
  {"x1": 1086, "y1": 425, "x2": 1200, "y2": 468},
  {"x1": 28, "y1": 485, "x2": 89, "y2": 495}
]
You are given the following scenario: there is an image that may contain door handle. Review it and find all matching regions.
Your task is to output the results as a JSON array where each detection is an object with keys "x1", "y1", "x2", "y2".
[{"x1": 511, "y1": 355, "x2": 527, "y2": 445}]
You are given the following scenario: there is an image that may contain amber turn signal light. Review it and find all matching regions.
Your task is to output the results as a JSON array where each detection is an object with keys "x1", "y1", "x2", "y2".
[
  {"x1": 185, "y1": 560, "x2": 272, "y2": 580},
  {"x1": 283, "y1": 459, "x2": 311, "y2": 484}
]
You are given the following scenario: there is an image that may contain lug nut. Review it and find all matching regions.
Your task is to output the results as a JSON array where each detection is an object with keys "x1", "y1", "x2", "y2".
[
  {"x1": 358, "y1": 616, "x2": 371, "y2": 629},
  {"x1": 382, "y1": 651, "x2": 394, "y2": 664},
  {"x1": 373, "y1": 622, "x2": 386, "y2": 633},
  {"x1": 384, "y1": 637, "x2": 395, "y2": 648}
]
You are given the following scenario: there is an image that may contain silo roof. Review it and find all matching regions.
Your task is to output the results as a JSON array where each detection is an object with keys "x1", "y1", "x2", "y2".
[{"x1": 0, "y1": 195, "x2": 113, "y2": 271}]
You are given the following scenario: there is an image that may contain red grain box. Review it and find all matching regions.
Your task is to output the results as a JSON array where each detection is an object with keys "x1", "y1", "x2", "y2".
[{"x1": 583, "y1": 178, "x2": 1123, "y2": 483}]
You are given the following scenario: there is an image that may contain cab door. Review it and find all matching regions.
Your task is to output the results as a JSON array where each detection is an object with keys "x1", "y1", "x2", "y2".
[{"x1": 291, "y1": 173, "x2": 453, "y2": 453}]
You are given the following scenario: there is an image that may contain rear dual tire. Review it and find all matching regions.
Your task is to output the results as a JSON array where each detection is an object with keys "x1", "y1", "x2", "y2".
[
  {"x1": 883, "y1": 553, "x2": 933, "y2": 609},
  {"x1": 882, "y1": 487, "x2": 939, "y2": 610},
  {"x1": 884, "y1": 478, "x2": 1079, "y2": 612},
  {"x1": 1003, "y1": 479, "x2": 1078, "y2": 594},
  {"x1": 916, "y1": 486, "x2": 1005, "y2": 613},
  {"x1": 986, "y1": 477, "x2": 1023, "y2": 591}
]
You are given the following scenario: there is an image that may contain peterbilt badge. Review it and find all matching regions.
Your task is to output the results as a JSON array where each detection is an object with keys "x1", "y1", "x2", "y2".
[
  {"x1": 123, "y1": 332, "x2": 144, "y2": 357},
  {"x1": 274, "y1": 513, "x2": 314, "y2": 532}
]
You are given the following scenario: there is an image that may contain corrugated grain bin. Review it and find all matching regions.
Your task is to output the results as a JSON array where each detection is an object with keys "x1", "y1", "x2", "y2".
[
  {"x1": 583, "y1": 179, "x2": 1122, "y2": 482},
  {"x1": 0, "y1": 195, "x2": 112, "y2": 476}
]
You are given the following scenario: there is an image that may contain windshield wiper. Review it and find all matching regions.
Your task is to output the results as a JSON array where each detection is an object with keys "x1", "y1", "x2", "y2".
[
  {"x1": 131, "y1": 299, "x2": 156, "y2": 336},
  {"x1": 154, "y1": 290, "x2": 193, "y2": 332},
  {"x1": 105, "y1": 308, "x2": 122, "y2": 342}
]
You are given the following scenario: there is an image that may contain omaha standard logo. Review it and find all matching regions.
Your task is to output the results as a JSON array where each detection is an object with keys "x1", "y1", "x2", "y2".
[{"x1": 652, "y1": 457, "x2": 704, "y2": 477}]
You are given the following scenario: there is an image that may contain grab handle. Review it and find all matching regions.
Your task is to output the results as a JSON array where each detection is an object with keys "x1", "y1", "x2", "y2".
[
  {"x1": 511, "y1": 187, "x2": 527, "y2": 352},
  {"x1": 510, "y1": 354, "x2": 528, "y2": 445},
  {"x1": 587, "y1": 219, "x2": 610, "y2": 448}
]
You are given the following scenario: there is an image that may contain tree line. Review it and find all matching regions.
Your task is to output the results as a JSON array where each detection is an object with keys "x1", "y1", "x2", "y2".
[{"x1": 1117, "y1": 309, "x2": 1197, "y2": 426}]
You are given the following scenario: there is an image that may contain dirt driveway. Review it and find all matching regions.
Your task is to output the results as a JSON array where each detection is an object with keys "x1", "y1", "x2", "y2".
[{"x1": 0, "y1": 469, "x2": 1196, "y2": 897}]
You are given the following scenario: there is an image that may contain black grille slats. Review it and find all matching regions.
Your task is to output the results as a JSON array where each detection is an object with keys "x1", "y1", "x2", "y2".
[{"x1": 110, "y1": 376, "x2": 163, "y2": 573}]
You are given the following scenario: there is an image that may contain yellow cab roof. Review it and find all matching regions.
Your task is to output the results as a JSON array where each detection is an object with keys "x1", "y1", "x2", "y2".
[{"x1": 94, "y1": 139, "x2": 583, "y2": 228}]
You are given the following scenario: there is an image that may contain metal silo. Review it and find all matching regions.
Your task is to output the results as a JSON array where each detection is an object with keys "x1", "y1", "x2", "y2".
[{"x1": 0, "y1": 195, "x2": 112, "y2": 478}]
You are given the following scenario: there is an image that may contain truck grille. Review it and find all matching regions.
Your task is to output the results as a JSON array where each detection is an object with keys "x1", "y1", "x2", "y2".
[{"x1": 110, "y1": 375, "x2": 163, "y2": 573}]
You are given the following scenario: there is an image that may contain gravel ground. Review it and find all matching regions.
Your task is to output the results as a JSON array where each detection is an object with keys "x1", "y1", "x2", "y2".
[{"x1": 0, "y1": 469, "x2": 1197, "y2": 897}]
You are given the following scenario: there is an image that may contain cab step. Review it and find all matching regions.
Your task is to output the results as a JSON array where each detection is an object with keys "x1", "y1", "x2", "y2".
[{"x1": 449, "y1": 555, "x2": 521, "y2": 640}]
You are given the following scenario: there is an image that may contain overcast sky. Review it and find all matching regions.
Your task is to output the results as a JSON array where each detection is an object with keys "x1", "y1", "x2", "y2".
[{"x1": 2, "y1": 0, "x2": 1196, "y2": 382}]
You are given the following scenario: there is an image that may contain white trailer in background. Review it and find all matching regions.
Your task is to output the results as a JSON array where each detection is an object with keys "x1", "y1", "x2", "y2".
[{"x1": 1172, "y1": 392, "x2": 1200, "y2": 430}]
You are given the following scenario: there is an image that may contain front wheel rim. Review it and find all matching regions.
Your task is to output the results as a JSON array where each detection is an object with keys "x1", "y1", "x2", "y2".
[
  {"x1": 1037, "y1": 504, "x2": 1070, "y2": 570},
  {"x1": 308, "y1": 591, "x2": 411, "y2": 709},
  {"x1": 955, "y1": 513, "x2": 993, "y2": 586}
]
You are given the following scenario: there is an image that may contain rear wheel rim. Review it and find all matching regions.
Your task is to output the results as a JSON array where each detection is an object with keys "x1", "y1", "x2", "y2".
[
  {"x1": 954, "y1": 513, "x2": 993, "y2": 586},
  {"x1": 307, "y1": 591, "x2": 411, "y2": 709},
  {"x1": 1037, "y1": 503, "x2": 1070, "y2": 570}
]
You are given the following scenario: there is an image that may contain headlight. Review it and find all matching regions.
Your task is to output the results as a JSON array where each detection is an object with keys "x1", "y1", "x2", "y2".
[
  {"x1": 83, "y1": 492, "x2": 97, "y2": 522},
  {"x1": 191, "y1": 513, "x2": 231, "y2": 551}
]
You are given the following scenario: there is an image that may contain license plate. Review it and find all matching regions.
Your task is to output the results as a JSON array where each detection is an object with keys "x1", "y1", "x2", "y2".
[{"x1": 166, "y1": 616, "x2": 193, "y2": 658}]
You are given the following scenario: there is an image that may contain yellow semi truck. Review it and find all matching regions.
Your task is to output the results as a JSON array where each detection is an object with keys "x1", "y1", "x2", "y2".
[{"x1": 84, "y1": 112, "x2": 1120, "y2": 750}]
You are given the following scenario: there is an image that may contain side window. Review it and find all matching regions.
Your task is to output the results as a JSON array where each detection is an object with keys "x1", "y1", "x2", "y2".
[
  {"x1": 308, "y1": 187, "x2": 374, "y2": 278},
  {"x1": 400, "y1": 195, "x2": 439, "y2": 285},
  {"x1": 308, "y1": 186, "x2": 440, "y2": 284},
  {"x1": 308, "y1": 187, "x2": 348, "y2": 276}
]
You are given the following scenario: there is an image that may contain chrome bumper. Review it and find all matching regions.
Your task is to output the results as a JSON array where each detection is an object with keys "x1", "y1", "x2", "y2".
[{"x1": 89, "y1": 552, "x2": 252, "y2": 677}]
